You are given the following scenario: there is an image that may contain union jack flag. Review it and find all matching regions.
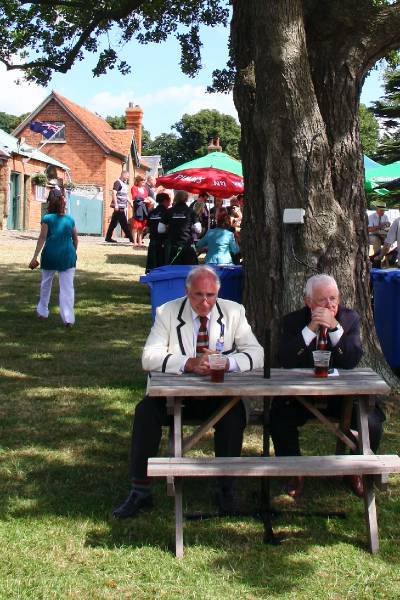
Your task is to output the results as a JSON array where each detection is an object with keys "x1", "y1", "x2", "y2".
[{"x1": 29, "y1": 121, "x2": 63, "y2": 140}]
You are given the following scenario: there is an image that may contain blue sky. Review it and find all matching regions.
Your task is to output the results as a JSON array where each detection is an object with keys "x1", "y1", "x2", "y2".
[{"x1": 0, "y1": 23, "x2": 386, "y2": 139}]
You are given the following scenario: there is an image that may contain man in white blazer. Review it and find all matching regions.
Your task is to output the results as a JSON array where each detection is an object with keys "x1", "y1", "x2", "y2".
[{"x1": 113, "y1": 265, "x2": 264, "y2": 519}]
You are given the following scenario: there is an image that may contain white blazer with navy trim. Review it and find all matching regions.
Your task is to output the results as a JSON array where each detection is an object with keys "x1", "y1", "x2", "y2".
[{"x1": 142, "y1": 296, "x2": 264, "y2": 374}]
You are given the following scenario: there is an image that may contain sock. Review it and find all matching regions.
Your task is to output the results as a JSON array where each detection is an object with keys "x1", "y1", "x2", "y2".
[{"x1": 132, "y1": 478, "x2": 151, "y2": 498}]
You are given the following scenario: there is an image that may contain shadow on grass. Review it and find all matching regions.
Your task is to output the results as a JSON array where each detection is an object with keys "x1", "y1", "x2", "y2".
[
  {"x1": 105, "y1": 252, "x2": 147, "y2": 268},
  {"x1": 1, "y1": 261, "x2": 400, "y2": 584}
]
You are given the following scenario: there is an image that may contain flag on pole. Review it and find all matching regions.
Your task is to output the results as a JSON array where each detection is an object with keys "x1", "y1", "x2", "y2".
[{"x1": 29, "y1": 121, "x2": 63, "y2": 140}]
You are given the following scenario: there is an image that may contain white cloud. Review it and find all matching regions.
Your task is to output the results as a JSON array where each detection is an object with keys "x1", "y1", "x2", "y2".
[
  {"x1": 0, "y1": 65, "x2": 48, "y2": 115},
  {"x1": 87, "y1": 90, "x2": 136, "y2": 116},
  {"x1": 87, "y1": 84, "x2": 238, "y2": 122}
]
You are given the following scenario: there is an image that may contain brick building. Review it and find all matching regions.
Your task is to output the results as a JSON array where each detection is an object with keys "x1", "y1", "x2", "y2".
[
  {"x1": 0, "y1": 128, "x2": 69, "y2": 231},
  {"x1": 13, "y1": 92, "x2": 149, "y2": 234}
]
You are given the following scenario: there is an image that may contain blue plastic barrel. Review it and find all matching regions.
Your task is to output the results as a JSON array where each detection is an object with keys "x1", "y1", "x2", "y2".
[
  {"x1": 371, "y1": 268, "x2": 400, "y2": 369},
  {"x1": 140, "y1": 265, "x2": 243, "y2": 322}
]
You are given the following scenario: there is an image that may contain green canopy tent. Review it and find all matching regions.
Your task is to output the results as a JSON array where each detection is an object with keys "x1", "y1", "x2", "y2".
[
  {"x1": 168, "y1": 151, "x2": 243, "y2": 177},
  {"x1": 365, "y1": 160, "x2": 400, "y2": 193},
  {"x1": 365, "y1": 161, "x2": 400, "y2": 206}
]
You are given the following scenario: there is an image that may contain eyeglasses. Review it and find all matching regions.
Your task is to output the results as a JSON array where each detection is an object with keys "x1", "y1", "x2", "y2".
[
  {"x1": 314, "y1": 296, "x2": 339, "y2": 307},
  {"x1": 190, "y1": 292, "x2": 217, "y2": 301}
]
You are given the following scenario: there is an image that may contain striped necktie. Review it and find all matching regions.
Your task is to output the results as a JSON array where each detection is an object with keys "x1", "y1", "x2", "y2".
[{"x1": 196, "y1": 316, "x2": 209, "y2": 354}]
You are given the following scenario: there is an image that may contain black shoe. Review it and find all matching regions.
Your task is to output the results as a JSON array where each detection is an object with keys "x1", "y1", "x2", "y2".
[
  {"x1": 215, "y1": 488, "x2": 237, "y2": 515},
  {"x1": 105, "y1": 238, "x2": 117, "y2": 243},
  {"x1": 113, "y1": 490, "x2": 153, "y2": 519}
]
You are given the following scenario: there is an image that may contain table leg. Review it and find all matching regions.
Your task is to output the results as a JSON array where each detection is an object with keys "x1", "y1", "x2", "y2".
[
  {"x1": 335, "y1": 397, "x2": 354, "y2": 455},
  {"x1": 261, "y1": 398, "x2": 278, "y2": 544},
  {"x1": 175, "y1": 478, "x2": 184, "y2": 559},
  {"x1": 356, "y1": 397, "x2": 379, "y2": 554},
  {"x1": 170, "y1": 397, "x2": 184, "y2": 558}
]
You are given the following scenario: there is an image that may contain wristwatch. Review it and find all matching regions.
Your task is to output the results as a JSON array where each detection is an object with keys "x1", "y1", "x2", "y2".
[{"x1": 328, "y1": 324, "x2": 340, "y2": 332}]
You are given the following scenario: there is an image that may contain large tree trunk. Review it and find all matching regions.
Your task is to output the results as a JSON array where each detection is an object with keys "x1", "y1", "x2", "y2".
[{"x1": 231, "y1": 0, "x2": 399, "y2": 394}]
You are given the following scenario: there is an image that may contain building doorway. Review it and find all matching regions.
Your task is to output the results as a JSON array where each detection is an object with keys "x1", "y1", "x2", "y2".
[{"x1": 7, "y1": 172, "x2": 21, "y2": 230}]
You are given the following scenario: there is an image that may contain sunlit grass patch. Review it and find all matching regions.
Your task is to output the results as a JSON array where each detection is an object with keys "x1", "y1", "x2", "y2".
[{"x1": 1, "y1": 234, "x2": 400, "y2": 600}]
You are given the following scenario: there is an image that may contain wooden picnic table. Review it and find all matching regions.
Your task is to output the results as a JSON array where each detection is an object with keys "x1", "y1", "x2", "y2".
[{"x1": 147, "y1": 367, "x2": 400, "y2": 558}]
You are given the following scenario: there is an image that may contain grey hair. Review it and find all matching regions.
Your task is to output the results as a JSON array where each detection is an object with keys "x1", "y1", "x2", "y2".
[
  {"x1": 304, "y1": 274, "x2": 338, "y2": 299},
  {"x1": 186, "y1": 266, "x2": 221, "y2": 291}
]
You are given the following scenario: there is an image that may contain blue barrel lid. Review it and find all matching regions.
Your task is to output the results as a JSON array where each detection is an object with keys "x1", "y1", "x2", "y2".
[
  {"x1": 370, "y1": 268, "x2": 400, "y2": 284},
  {"x1": 140, "y1": 264, "x2": 242, "y2": 283}
]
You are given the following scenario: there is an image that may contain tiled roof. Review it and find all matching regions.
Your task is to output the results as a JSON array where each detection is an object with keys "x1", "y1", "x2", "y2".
[
  {"x1": 13, "y1": 91, "x2": 149, "y2": 168},
  {"x1": 53, "y1": 93, "x2": 149, "y2": 167},
  {"x1": 53, "y1": 92, "x2": 130, "y2": 159}
]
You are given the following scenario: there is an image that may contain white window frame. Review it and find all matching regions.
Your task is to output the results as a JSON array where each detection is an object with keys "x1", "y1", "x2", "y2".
[{"x1": 35, "y1": 185, "x2": 47, "y2": 202}]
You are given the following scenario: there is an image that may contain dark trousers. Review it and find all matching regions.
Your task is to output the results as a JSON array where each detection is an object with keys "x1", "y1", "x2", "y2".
[
  {"x1": 168, "y1": 244, "x2": 198, "y2": 265},
  {"x1": 105, "y1": 210, "x2": 133, "y2": 242},
  {"x1": 130, "y1": 396, "x2": 246, "y2": 481},
  {"x1": 145, "y1": 239, "x2": 167, "y2": 273},
  {"x1": 270, "y1": 397, "x2": 385, "y2": 456}
]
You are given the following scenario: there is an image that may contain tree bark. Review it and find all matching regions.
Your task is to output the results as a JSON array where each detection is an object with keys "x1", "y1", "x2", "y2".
[{"x1": 231, "y1": 0, "x2": 400, "y2": 397}]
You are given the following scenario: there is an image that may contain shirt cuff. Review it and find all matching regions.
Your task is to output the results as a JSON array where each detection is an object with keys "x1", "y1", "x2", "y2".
[
  {"x1": 328, "y1": 324, "x2": 343, "y2": 347},
  {"x1": 180, "y1": 357, "x2": 189, "y2": 373},
  {"x1": 302, "y1": 326, "x2": 317, "y2": 346},
  {"x1": 228, "y1": 356, "x2": 240, "y2": 372}
]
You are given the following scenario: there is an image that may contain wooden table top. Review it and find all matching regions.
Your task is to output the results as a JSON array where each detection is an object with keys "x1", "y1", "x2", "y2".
[{"x1": 148, "y1": 368, "x2": 390, "y2": 398}]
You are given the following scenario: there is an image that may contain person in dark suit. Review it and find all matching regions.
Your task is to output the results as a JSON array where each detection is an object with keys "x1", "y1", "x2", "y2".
[
  {"x1": 145, "y1": 192, "x2": 172, "y2": 272},
  {"x1": 113, "y1": 265, "x2": 264, "y2": 519},
  {"x1": 270, "y1": 273, "x2": 385, "y2": 498}
]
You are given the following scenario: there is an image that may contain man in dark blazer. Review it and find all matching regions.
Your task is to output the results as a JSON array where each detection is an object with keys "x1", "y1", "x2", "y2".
[
  {"x1": 270, "y1": 273, "x2": 385, "y2": 498},
  {"x1": 113, "y1": 265, "x2": 263, "y2": 519}
]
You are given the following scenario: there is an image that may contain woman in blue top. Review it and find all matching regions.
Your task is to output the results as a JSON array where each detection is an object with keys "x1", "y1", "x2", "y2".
[
  {"x1": 196, "y1": 208, "x2": 239, "y2": 264},
  {"x1": 29, "y1": 188, "x2": 78, "y2": 327}
]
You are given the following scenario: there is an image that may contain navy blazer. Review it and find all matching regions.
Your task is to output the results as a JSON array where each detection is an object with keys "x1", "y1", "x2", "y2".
[{"x1": 278, "y1": 305, "x2": 363, "y2": 370}]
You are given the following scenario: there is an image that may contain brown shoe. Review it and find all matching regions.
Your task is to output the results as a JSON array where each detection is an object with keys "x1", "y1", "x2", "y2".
[
  {"x1": 345, "y1": 475, "x2": 364, "y2": 498},
  {"x1": 287, "y1": 476, "x2": 304, "y2": 498}
]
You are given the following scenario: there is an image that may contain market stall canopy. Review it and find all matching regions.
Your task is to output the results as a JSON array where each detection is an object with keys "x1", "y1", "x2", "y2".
[
  {"x1": 156, "y1": 167, "x2": 244, "y2": 198},
  {"x1": 365, "y1": 160, "x2": 400, "y2": 193},
  {"x1": 168, "y1": 151, "x2": 243, "y2": 177},
  {"x1": 364, "y1": 155, "x2": 381, "y2": 169}
]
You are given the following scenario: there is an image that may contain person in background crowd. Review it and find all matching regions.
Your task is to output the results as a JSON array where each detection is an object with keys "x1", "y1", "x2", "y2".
[
  {"x1": 227, "y1": 196, "x2": 243, "y2": 230},
  {"x1": 191, "y1": 192, "x2": 210, "y2": 240},
  {"x1": 145, "y1": 192, "x2": 172, "y2": 272},
  {"x1": 209, "y1": 197, "x2": 224, "y2": 229},
  {"x1": 105, "y1": 170, "x2": 134, "y2": 244},
  {"x1": 270, "y1": 274, "x2": 385, "y2": 499},
  {"x1": 196, "y1": 208, "x2": 240, "y2": 265},
  {"x1": 368, "y1": 202, "x2": 390, "y2": 254},
  {"x1": 144, "y1": 175, "x2": 157, "y2": 204},
  {"x1": 374, "y1": 212, "x2": 400, "y2": 267},
  {"x1": 131, "y1": 175, "x2": 149, "y2": 247},
  {"x1": 29, "y1": 188, "x2": 78, "y2": 327},
  {"x1": 160, "y1": 190, "x2": 200, "y2": 265},
  {"x1": 112, "y1": 266, "x2": 264, "y2": 519}
]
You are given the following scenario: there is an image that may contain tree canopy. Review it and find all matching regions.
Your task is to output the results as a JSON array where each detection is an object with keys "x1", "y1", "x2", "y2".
[
  {"x1": 359, "y1": 104, "x2": 380, "y2": 156},
  {"x1": 106, "y1": 108, "x2": 241, "y2": 171},
  {"x1": 0, "y1": 1, "x2": 229, "y2": 85},
  {"x1": 372, "y1": 67, "x2": 400, "y2": 163},
  {"x1": 0, "y1": 111, "x2": 28, "y2": 134}
]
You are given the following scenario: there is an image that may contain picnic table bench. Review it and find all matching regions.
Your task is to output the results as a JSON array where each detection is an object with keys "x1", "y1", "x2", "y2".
[{"x1": 147, "y1": 368, "x2": 400, "y2": 558}]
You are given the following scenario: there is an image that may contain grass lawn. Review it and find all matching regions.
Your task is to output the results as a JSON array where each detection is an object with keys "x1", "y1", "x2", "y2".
[{"x1": 1, "y1": 231, "x2": 400, "y2": 600}]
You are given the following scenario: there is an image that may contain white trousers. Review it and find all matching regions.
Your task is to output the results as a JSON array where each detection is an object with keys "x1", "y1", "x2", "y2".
[{"x1": 37, "y1": 268, "x2": 76, "y2": 324}]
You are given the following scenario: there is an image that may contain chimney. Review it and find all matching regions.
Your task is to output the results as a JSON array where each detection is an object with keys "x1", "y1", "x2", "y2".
[
  {"x1": 126, "y1": 102, "x2": 144, "y2": 155},
  {"x1": 207, "y1": 137, "x2": 222, "y2": 153}
]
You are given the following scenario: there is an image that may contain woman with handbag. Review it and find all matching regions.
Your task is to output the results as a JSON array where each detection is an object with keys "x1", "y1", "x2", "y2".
[{"x1": 29, "y1": 188, "x2": 78, "y2": 327}]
